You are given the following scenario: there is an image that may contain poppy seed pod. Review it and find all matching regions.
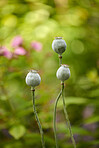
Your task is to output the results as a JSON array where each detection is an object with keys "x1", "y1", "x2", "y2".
[
  {"x1": 26, "y1": 70, "x2": 41, "y2": 87},
  {"x1": 56, "y1": 65, "x2": 70, "y2": 82},
  {"x1": 52, "y1": 37, "x2": 67, "y2": 55}
]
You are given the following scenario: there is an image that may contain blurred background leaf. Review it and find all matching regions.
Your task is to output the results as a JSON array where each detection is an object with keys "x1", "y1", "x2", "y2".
[{"x1": 9, "y1": 124, "x2": 26, "y2": 139}]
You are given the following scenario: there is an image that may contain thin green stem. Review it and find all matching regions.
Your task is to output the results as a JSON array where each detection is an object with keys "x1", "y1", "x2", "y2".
[
  {"x1": 32, "y1": 88, "x2": 45, "y2": 148},
  {"x1": 58, "y1": 55, "x2": 62, "y2": 66},
  {"x1": 61, "y1": 83, "x2": 76, "y2": 148},
  {"x1": 53, "y1": 90, "x2": 62, "y2": 148}
]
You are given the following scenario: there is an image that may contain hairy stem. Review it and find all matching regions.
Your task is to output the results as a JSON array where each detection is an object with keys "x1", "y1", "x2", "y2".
[
  {"x1": 32, "y1": 88, "x2": 45, "y2": 148},
  {"x1": 53, "y1": 90, "x2": 62, "y2": 148},
  {"x1": 61, "y1": 83, "x2": 76, "y2": 148}
]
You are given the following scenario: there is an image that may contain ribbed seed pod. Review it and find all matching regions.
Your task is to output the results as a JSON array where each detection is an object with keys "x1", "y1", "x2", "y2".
[
  {"x1": 56, "y1": 65, "x2": 70, "y2": 81},
  {"x1": 26, "y1": 70, "x2": 41, "y2": 87},
  {"x1": 52, "y1": 37, "x2": 67, "y2": 55}
]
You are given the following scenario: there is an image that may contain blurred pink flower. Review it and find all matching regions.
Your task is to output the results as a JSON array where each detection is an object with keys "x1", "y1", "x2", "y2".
[
  {"x1": 11, "y1": 36, "x2": 23, "y2": 48},
  {"x1": 0, "y1": 46, "x2": 12, "y2": 59},
  {"x1": 31, "y1": 41, "x2": 42, "y2": 52},
  {"x1": 4, "y1": 50, "x2": 12, "y2": 59},
  {"x1": 14, "y1": 47, "x2": 26, "y2": 55}
]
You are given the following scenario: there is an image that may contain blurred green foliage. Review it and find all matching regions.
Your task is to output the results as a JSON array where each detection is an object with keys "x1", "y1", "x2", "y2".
[{"x1": 0, "y1": 0, "x2": 99, "y2": 148}]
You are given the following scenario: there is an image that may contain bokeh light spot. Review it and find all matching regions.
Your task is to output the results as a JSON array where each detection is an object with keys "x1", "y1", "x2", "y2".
[
  {"x1": 2, "y1": 15, "x2": 17, "y2": 27},
  {"x1": 71, "y1": 39, "x2": 84, "y2": 54}
]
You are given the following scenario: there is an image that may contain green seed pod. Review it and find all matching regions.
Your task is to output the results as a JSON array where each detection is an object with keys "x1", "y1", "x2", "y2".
[
  {"x1": 52, "y1": 37, "x2": 67, "y2": 55},
  {"x1": 56, "y1": 64, "x2": 70, "y2": 81},
  {"x1": 26, "y1": 70, "x2": 41, "y2": 87}
]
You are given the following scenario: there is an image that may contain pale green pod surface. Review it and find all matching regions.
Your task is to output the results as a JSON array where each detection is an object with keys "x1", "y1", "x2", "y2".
[
  {"x1": 52, "y1": 37, "x2": 67, "y2": 55},
  {"x1": 56, "y1": 65, "x2": 70, "y2": 81},
  {"x1": 26, "y1": 70, "x2": 41, "y2": 87}
]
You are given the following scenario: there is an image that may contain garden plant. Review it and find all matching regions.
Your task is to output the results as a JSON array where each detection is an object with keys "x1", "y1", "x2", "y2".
[
  {"x1": 25, "y1": 37, "x2": 76, "y2": 148},
  {"x1": 52, "y1": 37, "x2": 76, "y2": 148}
]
